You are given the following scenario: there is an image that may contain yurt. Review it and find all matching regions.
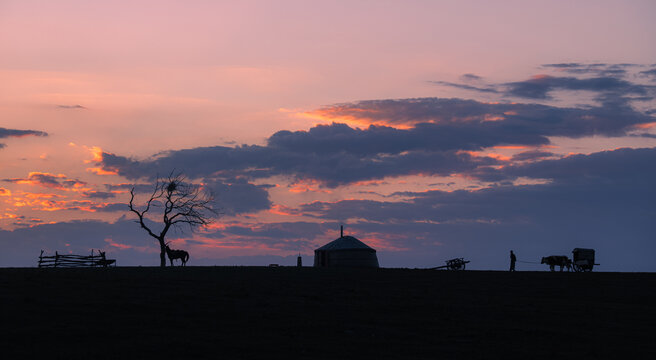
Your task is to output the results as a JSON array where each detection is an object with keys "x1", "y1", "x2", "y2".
[{"x1": 314, "y1": 226, "x2": 379, "y2": 268}]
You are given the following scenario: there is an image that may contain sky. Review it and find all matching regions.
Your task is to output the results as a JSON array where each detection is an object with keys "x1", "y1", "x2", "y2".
[{"x1": 1, "y1": 0, "x2": 655, "y2": 270}]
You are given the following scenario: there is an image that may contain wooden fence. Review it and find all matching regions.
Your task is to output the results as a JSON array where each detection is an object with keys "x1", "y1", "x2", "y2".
[{"x1": 38, "y1": 249, "x2": 116, "y2": 268}]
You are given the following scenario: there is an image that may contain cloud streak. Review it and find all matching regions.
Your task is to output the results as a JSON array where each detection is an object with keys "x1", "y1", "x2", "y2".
[
  {"x1": 430, "y1": 64, "x2": 656, "y2": 103},
  {"x1": 429, "y1": 81, "x2": 499, "y2": 94},
  {"x1": 56, "y1": 104, "x2": 87, "y2": 109},
  {"x1": 0, "y1": 128, "x2": 48, "y2": 139},
  {"x1": 541, "y1": 63, "x2": 638, "y2": 77},
  {"x1": 504, "y1": 75, "x2": 653, "y2": 100},
  {"x1": 0, "y1": 127, "x2": 48, "y2": 149}
]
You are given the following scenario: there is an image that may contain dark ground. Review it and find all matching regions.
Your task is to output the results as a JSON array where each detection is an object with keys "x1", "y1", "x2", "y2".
[{"x1": 1, "y1": 267, "x2": 655, "y2": 359}]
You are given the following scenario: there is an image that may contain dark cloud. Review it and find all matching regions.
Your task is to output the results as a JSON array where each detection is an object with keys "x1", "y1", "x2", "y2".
[
  {"x1": 541, "y1": 63, "x2": 637, "y2": 77},
  {"x1": 205, "y1": 178, "x2": 272, "y2": 215},
  {"x1": 57, "y1": 104, "x2": 86, "y2": 109},
  {"x1": 639, "y1": 68, "x2": 656, "y2": 81},
  {"x1": 99, "y1": 138, "x2": 497, "y2": 188},
  {"x1": 542, "y1": 62, "x2": 603, "y2": 69},
  {"x1": 429, "y1": 81, "x2": 499, "y2": 93},
  {"x1": 510, "y1": 150, "x2": 556, "y2": 162},
  {"x1": 431, "y1": 64, "x2": 654, "y2": 102},
  {"x1": 0, "y1": 127, "x2": 48, "y2": 149},
  {"x1": 0, "y1": 127, "x2": 48, "y2": 139},
  {"x1": 208, "y1": 221, "x2": 329, "y2": 251},
  {"x1": 504, "y1": 75, "x2": 653, "y2": 100},
  {"x1": 81, "y1": 191, "x2": 116, "y2": 199},
  {"x1": 460, "y1": 73, "x2": 483, "y2": 82},
  {"x1": 476, "y1": 147, "x2": 656, "y2": 184},
  {"x1": 104, "y1": 183, "x2": 155, "y2": 194},
  {"x1": 92, "y1": 203, "x2": 127, "y2": 212},
  {"x1": 310, "y1": 97, "x2": 654, "y2": 137},
  {"x1": 221, "y1": 221, "x2": 325, "y2": 239},
  {"x1": 267, "y1": 122, "x2": 545, "y2": 155},
  {"x1": 303, "y1": 147, "x2": 656, "y2": 224}
]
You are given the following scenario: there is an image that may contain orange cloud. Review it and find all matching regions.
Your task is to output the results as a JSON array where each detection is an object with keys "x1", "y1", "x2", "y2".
[
  {"x1": 83, "y1": 145, "x2": 105, "y2": 163},
  {"x1": 299, "y1": 108, "x2": 413, "y2": 129},
  {"x1": 351, "y1": 180, "x2": 387, "y2": 187},
  {"x1": 23, "y1": 193, "x2": 63, "y2": 199},
  {"x1": 492, "y1": 145, "x2": 530, "y2": 150},
  {"x1": 0, "y1": 188, "x2": 10, "y2": 197},
  {"x1": 486, "y1": 153, "x2": 511, "y2": 161},
  {"x1": 288, "y1": 179, "x2": 332, "y2": 193},
  {"x1": 458, "y1": 150, "x2": 510, "y2": 161},
  {"x1": 268, "y1": 204, "x2": 301, "y2": 216},
  {"x1": 203, "y1": 222, "x2": 230, "y2": 231},
  {"x1": 358, "y1": 234, "x2": 409, "y2": 252},
  {"x1": 105, "y1": 238, "x2": 133, "y2": 250},
  {"x1": 483, "y1": 114, "x2": 505, "y2": 122},
  {"x1": 81, "y1": 146, "x2": 120, "y2": 175},
  {"x1": 10, "y1": 194, "x2": 100, "y2": 212},
  {"x1": 4, "y1": 172, "x2": 89, "y2": 191},
  {"x1": 634, "y1": 122, "x2": 656, "y2": 129},
  {"x1": 86, "y1": 167, "x2": 118, "y2": 176}
]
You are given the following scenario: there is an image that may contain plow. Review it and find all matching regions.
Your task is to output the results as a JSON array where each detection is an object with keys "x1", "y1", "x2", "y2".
[{"x1": 430, "y1": 257, "x2": 470, "y2": 271}]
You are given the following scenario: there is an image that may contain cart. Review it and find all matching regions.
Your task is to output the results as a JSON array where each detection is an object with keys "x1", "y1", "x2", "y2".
[
  {"x1": 430, "y1": 257, "x2": 470, "y2": 271},
  {"x1": 571, "y1": 248, "x2": 598, "y2": 272}
]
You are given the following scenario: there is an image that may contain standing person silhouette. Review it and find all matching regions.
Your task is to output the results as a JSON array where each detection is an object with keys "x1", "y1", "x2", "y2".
[{"x1": 509, "y1": 250, "x2": 517, "y2": 272}]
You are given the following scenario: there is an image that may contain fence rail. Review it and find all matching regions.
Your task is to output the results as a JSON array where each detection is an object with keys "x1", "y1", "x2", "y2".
[{"x1": 38, "y1": 250, "x2": 116, "y2": 268}]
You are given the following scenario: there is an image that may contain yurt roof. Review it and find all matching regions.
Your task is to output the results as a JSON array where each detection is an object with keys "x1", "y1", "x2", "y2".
[{"x1": 316, "y1": 236, "x2": 375, "y2": 251}]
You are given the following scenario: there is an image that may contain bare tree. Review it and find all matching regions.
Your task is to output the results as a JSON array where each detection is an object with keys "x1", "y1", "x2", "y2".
[{"x1": 128, "y1": 172, "x2": 217, "y2": 267}]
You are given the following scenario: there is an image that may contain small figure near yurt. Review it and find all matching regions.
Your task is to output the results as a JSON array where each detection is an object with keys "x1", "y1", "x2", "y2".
[{"x1": 314, "y1": 226, "x2": 379, "y2": 268}]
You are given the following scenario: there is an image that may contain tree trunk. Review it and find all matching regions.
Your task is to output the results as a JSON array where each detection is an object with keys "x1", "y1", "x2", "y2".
[{"x1": 159, "y1": 239, "x2": 167, "y2": 267}]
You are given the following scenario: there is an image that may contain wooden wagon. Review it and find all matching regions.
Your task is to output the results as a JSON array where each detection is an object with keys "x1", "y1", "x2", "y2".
[{"x1": 571, "y1": 248, "x2": 598, "y2": 272}]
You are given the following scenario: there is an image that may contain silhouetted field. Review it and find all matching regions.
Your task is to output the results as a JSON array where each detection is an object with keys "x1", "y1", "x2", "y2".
[{"x1": 1, "y1": 267, "x2": 654, "y2": 359}]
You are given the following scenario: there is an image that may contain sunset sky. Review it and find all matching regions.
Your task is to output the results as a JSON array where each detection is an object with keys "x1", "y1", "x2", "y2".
[{"x1": 1, "y1": 0, "x2": 655, "y2": 270}]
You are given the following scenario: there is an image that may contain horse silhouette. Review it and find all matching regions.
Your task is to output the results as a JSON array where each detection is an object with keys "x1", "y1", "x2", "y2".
[{"x1": 165, "y1": 244, "x2": 189, "y2": 266}]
